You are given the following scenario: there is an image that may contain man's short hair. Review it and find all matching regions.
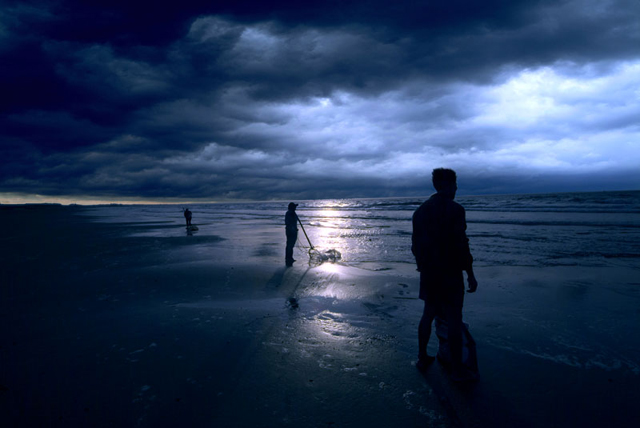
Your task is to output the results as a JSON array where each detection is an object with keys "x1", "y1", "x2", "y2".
[{"x1": 432, "y1": 168, "x2": 457, "y2": 191}]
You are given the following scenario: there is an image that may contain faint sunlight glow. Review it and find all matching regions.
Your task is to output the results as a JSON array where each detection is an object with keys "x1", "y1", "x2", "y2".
[
  {"x1": 0, "y1": 192, "x2": 198, "y2": 205},
  {"x1": 475, "y1": 61, "x2": 640, "y2": 128}
]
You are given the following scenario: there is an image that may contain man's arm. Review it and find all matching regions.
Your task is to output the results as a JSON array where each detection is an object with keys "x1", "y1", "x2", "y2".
[
  {"x1": 451, "y1": 205, "x2": 472, "y2": 269},
  {"x1": 411, "y1": 210, "x2": 426, "y2": 271},
  {"x1": 466, "y1": 267, "x2": 478, "y2": 293},
  {"x1": 453, "y1": 204, "x2": 478, "y2": 292}
]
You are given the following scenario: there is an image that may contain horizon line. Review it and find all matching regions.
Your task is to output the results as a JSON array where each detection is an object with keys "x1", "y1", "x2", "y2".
[{"x1": 1, "y1": 188, "x2": 638, "y2": 207}]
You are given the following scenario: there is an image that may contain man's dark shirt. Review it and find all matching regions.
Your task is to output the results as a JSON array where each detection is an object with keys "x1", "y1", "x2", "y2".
[
  {"x1": 412, "y1": 193, "x2": 473, "y2": 274},
  {"x1": 285, "y1": 210, "x2": 298, "y2": 232}
]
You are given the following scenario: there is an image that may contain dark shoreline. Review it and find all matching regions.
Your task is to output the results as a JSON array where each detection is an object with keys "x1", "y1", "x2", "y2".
[
  {"x1": 2, "y1": 206, "x2": 639, "y2": 428},
  {"x1": 1, "y1": 207, "x2": 452, "y2": 427},
  {"x1": 1, "y1": 206, "x2": 239, "y2": 427}
]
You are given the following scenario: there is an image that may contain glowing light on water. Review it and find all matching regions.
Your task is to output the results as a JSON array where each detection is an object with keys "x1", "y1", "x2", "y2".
[
  {"x1": 317, "y1": 208, "x2": 341, "y2": 218},
  {"x1": 305, "y1": 203, "x2": 350, "y2": 257}
]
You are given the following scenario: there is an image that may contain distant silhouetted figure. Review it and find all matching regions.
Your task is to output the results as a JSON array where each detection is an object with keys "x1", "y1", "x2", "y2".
[
  {"x1": 412, "y1": 168, "x2": 478, "y2": 381},
  {"x1": 285, "y1": 203, "x2": 298, "y2": 266},
  {"x1": 184, "y1": 208, "x2": 192, "y2": 226}
]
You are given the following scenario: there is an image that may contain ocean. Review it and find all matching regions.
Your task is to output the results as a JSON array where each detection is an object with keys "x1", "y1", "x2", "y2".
[{"x1": 81, "y1": 190, "x2": 640, "y2": 269}]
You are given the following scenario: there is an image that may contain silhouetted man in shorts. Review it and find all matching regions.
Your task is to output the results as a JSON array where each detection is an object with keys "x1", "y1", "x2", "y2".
[
  {"x1": 184, "y1": 208, "x2": 192, "y2": 226},
  {"x1": 412, "y1": 168, "x2": 478, "y2": 381},
  {"x1": 285, "y1": 203, "x2": 298, "y2": 266}
]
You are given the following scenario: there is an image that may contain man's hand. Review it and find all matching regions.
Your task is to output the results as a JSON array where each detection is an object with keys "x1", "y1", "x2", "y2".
[{"x1": 467, "y1": 275, "x2": 478, "y2": 293}]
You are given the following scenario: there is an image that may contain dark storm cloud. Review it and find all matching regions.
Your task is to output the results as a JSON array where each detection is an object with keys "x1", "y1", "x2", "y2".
[{"x1": 1, "y1": 0, "x2": 639, "y2": 202}]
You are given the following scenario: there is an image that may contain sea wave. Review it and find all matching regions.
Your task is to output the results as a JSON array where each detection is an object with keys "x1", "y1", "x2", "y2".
[{"x1": 82, "y1": 190, "x2": 640, "y2": 269}]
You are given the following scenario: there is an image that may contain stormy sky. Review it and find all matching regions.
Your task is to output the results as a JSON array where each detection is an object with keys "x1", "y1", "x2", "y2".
[{"x1": 1, "y1": 0, "x2": 639, "y2": 203}]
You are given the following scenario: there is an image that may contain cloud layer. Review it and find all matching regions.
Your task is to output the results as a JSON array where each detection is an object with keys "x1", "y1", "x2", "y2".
[{"x1": 1, "y1": 0, "x2": 639, "y2": 202}]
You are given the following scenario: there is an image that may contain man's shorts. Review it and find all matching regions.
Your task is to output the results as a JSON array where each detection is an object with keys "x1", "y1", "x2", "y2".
[{"x1": 419, "y1": 270, "x2": 464, "y2": 307}]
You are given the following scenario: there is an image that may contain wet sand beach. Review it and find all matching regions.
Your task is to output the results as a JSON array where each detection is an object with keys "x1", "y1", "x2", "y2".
[{"x1": 1, "y1": 205, "x2": 639, "y2": 427}]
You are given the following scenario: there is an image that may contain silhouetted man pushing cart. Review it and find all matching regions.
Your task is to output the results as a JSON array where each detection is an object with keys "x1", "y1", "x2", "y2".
[{"x1": 285, "y1": 203, "x2": 298, "y2": 266}]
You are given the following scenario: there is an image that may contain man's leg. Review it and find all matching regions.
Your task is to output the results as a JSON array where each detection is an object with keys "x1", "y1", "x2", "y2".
[
  {"x1": 285, "y1": 232, "x2": 297, "y2": 263},
  {"x1": 443, "y1": 277, "x2": 468, "y2": 380},
  {"x1": 418, "y1": 300, "x2": 437, "y2": 360},
  {"x1": 417, "y1": 272, "x2": 439, "y2": 370},
  {"x1": 443, "y1": 302, "x2": 463, "y2": 371},
  {"x1": 418, "y1": 272, "x2": 439, "y2": 355}
]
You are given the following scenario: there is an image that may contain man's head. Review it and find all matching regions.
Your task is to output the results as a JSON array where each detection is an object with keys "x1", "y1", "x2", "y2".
[
  {"x1": 432, "y1": 168, "x2": 457, "y2": 198},
  {"x1": 288, "y1": 202, "x2": 298, "y2": 210}
]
